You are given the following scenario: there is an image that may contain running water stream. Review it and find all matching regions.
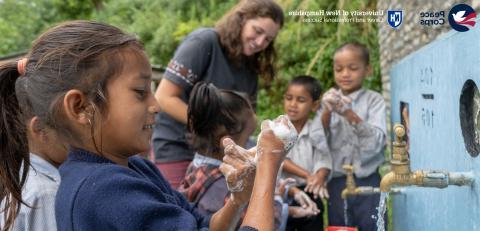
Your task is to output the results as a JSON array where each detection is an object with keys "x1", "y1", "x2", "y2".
[
  {"x1": 343, "y1": 199, "x2": 349, "y2": 226},
  {"x1": 375, "y1": 192, "x2": 389, "y2": 231}
]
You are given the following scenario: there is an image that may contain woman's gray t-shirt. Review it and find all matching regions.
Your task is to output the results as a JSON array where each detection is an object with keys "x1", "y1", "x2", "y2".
[{"x1": 152, "y1": 28, "x2": 258, "y2": 162}]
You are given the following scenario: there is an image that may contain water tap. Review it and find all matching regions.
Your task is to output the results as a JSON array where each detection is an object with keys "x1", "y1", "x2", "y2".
[{"x1": 379, "y1": 124, "x2": 474, "y2": 192}]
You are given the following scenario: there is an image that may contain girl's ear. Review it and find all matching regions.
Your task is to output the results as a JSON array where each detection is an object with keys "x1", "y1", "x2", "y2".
[
  {"x1": 63, "y1": 89, "x2": 91, "y2": 126},
  {"x1": 312, "y1": 99, "x2": 321, "y2": 112},
  {"x1": 26, "y1": 116, "x2": 47, "y2": 144},
  {"x1": 27, "y1": 116, "x2": 42, "y2": 135}
]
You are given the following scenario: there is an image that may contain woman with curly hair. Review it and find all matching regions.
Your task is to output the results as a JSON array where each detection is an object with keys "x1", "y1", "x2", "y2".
[{"x1": 153, "y1": 0, "x2": 284, "y2": 188}]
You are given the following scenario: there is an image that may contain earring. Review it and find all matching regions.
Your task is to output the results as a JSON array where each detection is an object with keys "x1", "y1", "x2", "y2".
[{"x1": 87, "y1": 118, "x2": 92, "y2": 126}]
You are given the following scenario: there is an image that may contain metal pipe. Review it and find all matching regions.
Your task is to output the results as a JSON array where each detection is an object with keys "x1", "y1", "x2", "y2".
[{"x1": 379, "y1": 124, "x2": 475, "y2": 192}]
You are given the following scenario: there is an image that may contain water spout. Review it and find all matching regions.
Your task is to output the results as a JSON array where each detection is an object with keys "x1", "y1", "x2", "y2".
[
  {"x1": 341, "y1": 164, "x2": 402, "y2": 199},
  {"x1": 380, "y1": 124, "x2": 475, "y2": 192}
]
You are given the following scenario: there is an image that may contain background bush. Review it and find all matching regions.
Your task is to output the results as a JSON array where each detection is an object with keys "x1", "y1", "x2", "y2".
[{"x1": 0, "y1": 0, "x2": 381, "y2": 124}]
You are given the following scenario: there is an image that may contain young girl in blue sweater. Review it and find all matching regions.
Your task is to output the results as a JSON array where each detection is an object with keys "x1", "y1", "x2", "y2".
[{"x1": 0, "y1": 20, "x2": 294, "y2": 231}]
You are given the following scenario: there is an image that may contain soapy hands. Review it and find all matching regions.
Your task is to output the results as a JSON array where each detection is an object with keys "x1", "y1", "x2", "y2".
[
  {"x1": 321, "y1": 88, "x2": 352, "y2": 115},
  {"x1": 219, "y1": 138, "x2": 256, "y2": 204},
  {"x1": 219, "y1": 115, "x2": 298, "y2": 204},
  {"x1": 290, "y1": 187, "x2": 320, "y2": 218},
  {"x1": 276, "y1": 178, "x2": 320, "y2": 218},
  {"x1": 258, "y1": 115, "x2": 298, "y2": 158}
]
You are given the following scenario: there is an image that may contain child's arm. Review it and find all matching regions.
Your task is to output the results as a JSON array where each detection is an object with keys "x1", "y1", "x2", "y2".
[
  {"x1": 305, "y1": 168, "x2": 330, "y2": 199},
  {"x1": 155, "y1": 32, "x2": 213, "y2": 124},
  {"x1": 321, "y1": 109, "x2": 332, "y2": 130},
  {"x1": 341, "y1": 109, "x2": 363, "y2": 125},
  {"x1": 213, "y1": 116, "x2": 293, "y2": 231},
  {"x1": 351, "y1": 96, "x2": 387, "y2": 164},
  {"x1": 304, "y1": 143, "x2": 332, "y2": 199},
  {"x1": 210, "y1": 139, "x2": 255, "y2": 231},
  {"x1": 282, "y1": 159, "x2": 309, "y2": 180},
  {"x1": 239, "y1": 120, "x2": 289, "y2": 230},
  {"x1": 341, "y1": 95, "x2": 387, "y2": 165},
  {"x1": 324, "y1": 88, "x2": 386, "y2": 159}
]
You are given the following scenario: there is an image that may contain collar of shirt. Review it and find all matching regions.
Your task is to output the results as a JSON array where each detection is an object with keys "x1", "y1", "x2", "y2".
[
  {"x1": 192, "y1": 153, "x2": 223, "y2": 167},
  {"x1": 345, "y1": 88, "x2": 366, "y2": 103},
  {"x1": 29, "y1": 153, "x2": 61, "y2": 183},
  {"x1": 297, "y1": 120, "x2": 312, "y2": 139}
]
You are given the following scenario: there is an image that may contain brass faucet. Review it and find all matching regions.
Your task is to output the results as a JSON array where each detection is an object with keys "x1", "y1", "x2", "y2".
[
  {"x1": 380, "y1": 124, "x2": 474, "y2": 192},
  {"x1": 341, "y1": 164, "x2": 381, "y2": 199}
]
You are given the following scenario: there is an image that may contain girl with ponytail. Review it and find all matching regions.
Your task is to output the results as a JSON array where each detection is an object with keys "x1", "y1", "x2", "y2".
[
  {"x1": 0, "y1": 20, "x2": 294, "y2": 231},
  {"x1": 0, "y1": 59, "x2": 30, "y2": 231},
  {"x1": 179, "y1": 82, "x2": 256, "y2": 216}
]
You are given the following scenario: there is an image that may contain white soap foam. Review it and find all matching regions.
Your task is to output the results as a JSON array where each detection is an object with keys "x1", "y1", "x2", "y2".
[{"x1": 267, "y1": 115, "x2": 298, "y2": 152}]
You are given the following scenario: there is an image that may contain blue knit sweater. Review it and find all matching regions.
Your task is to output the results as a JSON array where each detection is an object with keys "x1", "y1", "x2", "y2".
[{"x1": 55, "y1": 148, "x2": 212, "y2": 230}]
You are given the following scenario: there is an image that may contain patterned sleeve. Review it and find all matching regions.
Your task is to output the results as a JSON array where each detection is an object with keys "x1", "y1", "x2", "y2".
[{"x1": 164, "y1": 31, "x2": 213, "y2": 91}]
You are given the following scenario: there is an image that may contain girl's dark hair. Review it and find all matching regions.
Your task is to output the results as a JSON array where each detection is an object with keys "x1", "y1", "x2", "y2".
[
  {"x1": 288, "y1": 75, "x2": 323, "y2": 100},
  {"x1": 334, "y1": 42, "x2": 370, "y2": 65},
  {"x1": 188, "y1": 82, "x2": 253, "y2": 155},
  {"x1": 0, "y1": 61, "x2": 29, "y2": 231},
  {"x1": 0, "y1": 20, "x2": 142, "y2": 231},
  {"x1": 215, "y1": 0, "x2": 284, "y2": 86}
]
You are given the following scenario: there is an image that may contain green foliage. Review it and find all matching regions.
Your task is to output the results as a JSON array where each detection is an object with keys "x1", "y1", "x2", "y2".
[
  {"x1": 0, "y1": 0, "x2": 97, "y2": 55},
  {"x1": 0, "y1": 0, "x2": 47, "y2": 55},
  {"x1": 93, "y1": 0, "x2": 234, "y2": 66},
  {"x1": 257, "y1": 0, "x2": 381, "y2": 123},
  {"x1": 0, "y1": 0, "x2": 386, "y2": 226},
  {"x1": 50, "y1": 0, "x2": 98, "y2": 19},
  {"x1": 0, "y1": 0, "x2": 382, "y2": 123}
]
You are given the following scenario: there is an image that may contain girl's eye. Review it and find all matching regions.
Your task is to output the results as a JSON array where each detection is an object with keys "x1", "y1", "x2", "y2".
[{"x1": 134, "y1": 89, "x2": 147, "y2": 98}]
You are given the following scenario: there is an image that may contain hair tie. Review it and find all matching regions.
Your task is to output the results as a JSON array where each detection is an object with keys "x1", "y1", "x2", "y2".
[{"x1": 17, "y1": 58, "x2": 27, "y2": 76}]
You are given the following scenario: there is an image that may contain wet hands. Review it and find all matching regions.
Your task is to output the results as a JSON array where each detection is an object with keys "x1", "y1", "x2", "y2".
[
  {"x1": 321, "y1": 88, "x2": 352, "y2": 115},
  {"x1": 219, "y1": 115, "x2": 297, "y2": 205},
  {"x1": 219, "y1": 138, "x2": 256, "y2": 204},
  {"x1": 305, "y1": 172, "x2": 329, "y2": 200},
  {"x1": 257, "y1": 115, "x2": 298, "y2": 166},
  {"x1": 276, "y1": 178, "x2": 296, "y2": 197},
  {"x1": 290, "y1": 188, "x2": 320, "y2": 218}
]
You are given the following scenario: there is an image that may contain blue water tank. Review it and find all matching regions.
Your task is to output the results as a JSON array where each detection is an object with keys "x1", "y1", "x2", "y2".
[{"x1": 390, "y1": 23, "x2": 480, "y2": 230}]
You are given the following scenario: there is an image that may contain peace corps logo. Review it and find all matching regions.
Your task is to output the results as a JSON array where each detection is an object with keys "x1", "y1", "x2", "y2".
[
  {"x1": 387, "y1": 10, "x2": 403, "y2": 29},
  {"x1": 448, "y1": 4, "x2": 477, "y2": 32}
]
